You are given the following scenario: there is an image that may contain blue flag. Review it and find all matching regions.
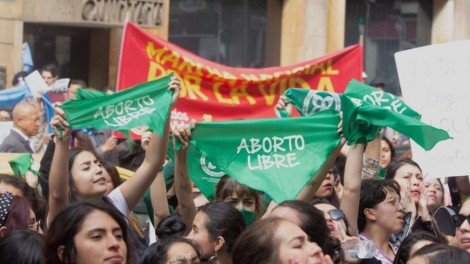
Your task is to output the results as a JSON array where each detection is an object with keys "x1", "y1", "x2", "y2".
[
  {"x1": 0, "y1": 86, "x2": 33, "y2": 109},
  {"x1": 22, "y1": 43, "x2": 34, "y2": 72}
]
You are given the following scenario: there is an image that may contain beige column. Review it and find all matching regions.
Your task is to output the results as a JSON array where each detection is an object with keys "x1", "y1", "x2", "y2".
[
  {"x1": 280, "y1": 0, "x2": 344, "y2": 66},
  {"x1": 432, "y1": 0, "x2": 470, "y2": 44},
  {"x1": 326, "y1": 0, "x2": 346, "y2": 54},
  {"x1": 452, "y1": 0, "x2": 470, "y2": 41},
  {"x1": 108, "y1": 28, "x2": 123, "y2": 88},
  {"x1": 89, "y1": 29, "x2": 110, "y2": 90},
  {"x1": 145, "y1": 0, "x2": 170, "y2": 40},
  {"x1": 432, "y1": 0, "x2": 454, "y2": 44},
  {"x1": 0, "y1": 0, "x2": 24, "y2": 88}
]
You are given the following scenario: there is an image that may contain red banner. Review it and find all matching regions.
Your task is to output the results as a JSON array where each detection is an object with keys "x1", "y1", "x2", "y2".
[{"x1": 117, "y1": 23, "x2": 363, "y2": 130}]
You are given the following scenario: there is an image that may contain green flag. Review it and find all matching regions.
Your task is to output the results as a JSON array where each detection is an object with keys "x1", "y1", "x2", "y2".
[
  {"x1": 342, "y1": 80, "x2": 451, "y2": 149},
  {"x1": 168, "y1": 127, "x2": 227, "y2": 201},
  {"x1": 283, "y1": 80, "x2": 452, "y2": 150},
  {"x1": 283, "y1": 87, "x2": 380, "y2": 143},
  {"x1": 61, "y1": 74, "x2": 174, "y2": 136},
  {"x1": 187, "y1": 146, "x2": 226, "y2": 201},
  {"x1": 186, "y1": 111, "x2": 342, "y2": 203},
  {"x1": 75, "y1": 88, "x2": 107, "y2": 100},
  {"x1": 283, "y1": 88, "x2": 341, "y2": 117},
  {"x1": 9, "y1": 153, "x2": 38, "y2": 177}
]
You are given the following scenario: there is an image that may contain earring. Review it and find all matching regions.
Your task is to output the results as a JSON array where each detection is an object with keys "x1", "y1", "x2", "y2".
[{"x1": 208, "y1": 253, "x2": 220, "y2": 264}]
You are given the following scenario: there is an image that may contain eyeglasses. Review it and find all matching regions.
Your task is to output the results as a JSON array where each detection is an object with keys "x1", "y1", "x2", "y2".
[
  {"x1": 28, "y1": 220, "x2": 41, "y2": 232},
  {"x1": 167, "y1": 255, "x2": 200, "y2": 264},
  {"x1": 328, "y1": 209, "x2": 345, "y2": 221},
  {"x1": 386, "y1": 197, "x2": 406, "y2": 210},
  {"x1": 451, "y1": 214, "x2": 470, "y2": 228}
]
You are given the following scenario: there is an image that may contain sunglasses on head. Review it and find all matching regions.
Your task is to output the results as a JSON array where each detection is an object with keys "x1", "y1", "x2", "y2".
[
  {"x1": 451, "y1": 214, "x2": 470, "y2": 228},
  {"x1": 328, "y1": 208, "x2": 345, "y2": 221}
]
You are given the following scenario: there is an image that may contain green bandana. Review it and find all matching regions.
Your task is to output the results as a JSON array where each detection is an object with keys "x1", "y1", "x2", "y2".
[
  {"x1": 61, "y1": 74, "x2": 174, "y2": 136},
  {"x1": 75, "y1": 88, "x2": 107, "y2": 100},
  {"x1": 9, "y1": 153, "x2": 38, "y2": 177},
  {"x1": 239, "y1": 209, "x2": 257, "y2": 226},
  {"x1": 283, "y1": 80, "x2": 452, "y2": 150},
  {"x1": 378, "y1": 167, "x2": 387, "y2": 180},
  {"x1": 181, "y1": 111, "x2": 341, "y2": 203},
  {"x1": 167, "y1": 132, "x2": 225, "y2": 201},
  {"x1": 283, "y1": 88, "x2": 341, "y2": 117}
]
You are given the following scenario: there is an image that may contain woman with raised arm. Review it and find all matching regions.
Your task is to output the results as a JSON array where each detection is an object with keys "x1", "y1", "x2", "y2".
[{"x1": 47, "y1": 77, "x2": 180, "y2": 226}]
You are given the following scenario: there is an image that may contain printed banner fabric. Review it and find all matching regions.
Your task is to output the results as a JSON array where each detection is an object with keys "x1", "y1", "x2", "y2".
[
  {"x1": 117, "y1": 23, "x2": 363, "y2": 131},
  {"x1": 185, "y1": 112, "x2": 342, "y2": 203}
]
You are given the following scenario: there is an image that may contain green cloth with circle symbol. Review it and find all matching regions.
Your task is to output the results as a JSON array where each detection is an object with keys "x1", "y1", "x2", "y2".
[
  {"x1": 182, "y1": 112, "x2": 342, "y2": 203},
  {"x1": 282, "y1": 80, "x2": 451, "y2": 150}
]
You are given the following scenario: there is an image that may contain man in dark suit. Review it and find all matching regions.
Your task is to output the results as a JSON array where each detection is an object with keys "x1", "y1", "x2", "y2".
[{"x1": 0, "y1": 101, "x2": 40, "y2": 153}]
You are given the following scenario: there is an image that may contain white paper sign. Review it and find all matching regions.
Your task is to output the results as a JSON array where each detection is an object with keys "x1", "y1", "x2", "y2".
[
  {"x1": 395, "y1": 40, "x2": 470, "y2": 178},
  {"x1": 48, "y1": 78, "x2": 70, "y2": 93},
  {"x1": 24, "y1": 70, "x2": 48, "y2": 99}
]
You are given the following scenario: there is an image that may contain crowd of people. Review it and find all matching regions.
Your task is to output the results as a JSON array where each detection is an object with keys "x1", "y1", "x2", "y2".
[{"x1": 0, "y1": 65, "x2": 470, "y2": 264}]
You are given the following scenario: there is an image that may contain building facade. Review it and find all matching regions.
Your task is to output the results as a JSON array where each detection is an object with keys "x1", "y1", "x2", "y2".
[{"x1": 0, "y1": 0, "x2": 469, "y2": 93}]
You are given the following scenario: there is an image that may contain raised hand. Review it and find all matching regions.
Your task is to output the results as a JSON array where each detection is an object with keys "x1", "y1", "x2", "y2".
[
  {"x1": 172, "y1": 120, "x2": 196, "y2": 150},
  {"x1": 140, "y1": 130, "x2": 152, "y2": 151},
  {"x1": 274, "y1": 95, "x2": 292, "y2": 117},
  {"x1": 417, "y1": 180, "x2": 431, "y2": 221},
  {"x1": 50, "y1": 102, "x2": 71, "y2": 142},
  {"x1": 168, "y1": 76, "x2": 181, "y2": 104}
]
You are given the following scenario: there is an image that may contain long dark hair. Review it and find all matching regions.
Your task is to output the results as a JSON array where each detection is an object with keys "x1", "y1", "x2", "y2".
[
  {"x1": 215, "y1": 175, "x2": 262, "y2": 217},
  {"x1": 411, "y1": 243, "x2": 470, "y2": 264},
  {"x1": 385, "y1": 158, "x2": 422, "y2": 180},
  {"x1": 1, "y1": 195, "x2": 31, "y2": 232},
  {"x1": 67, "y1": 148, "x2": 104, "y2": 201},
  {"x1": 381, "y1": 136, "x2": 395, "y2": 166},
  {"x1": 0, "y1": 174, "x2": 46, "y2": 228},
  {"x1": 156, "y1": 213, "x2": 186, "y2": 239},
  {"x1": 393, "y1": 230, "x2": 441, "y2": 264},
  {"x1": 43, "y1": 200, "x2": 132, "y2": 264},
  {"x1": 101, "y1": 160, "x2": 121, "y2": 190},
  {"x1": 141, "y1": 236, "x2": 201, "y2": 264},
  {"x1": 358, "y1": 179, "x2": 401, "y2": 232},
  {"x1": 276, "y1": 200, "x2": 340, "y2": 259},
  {"x1": 198, "y1": 202, "x2": 246, "y2": 254},
  {"x1": 0, "y1": 230, "x2": 44, "y2": 264},
  {"x1": 232, "y1": 217, "x2": 284, "y2": 264}
]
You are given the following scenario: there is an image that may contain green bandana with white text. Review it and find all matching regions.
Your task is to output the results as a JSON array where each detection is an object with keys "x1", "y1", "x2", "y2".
[
  {"x1": 185, "y1": 112, "x2": 342, "y2": 203},
  {"x1": 283, "y1": 80, "x2": 451, "y2": 150},
  {"x1": 61, "y1": 74, "x2": 174, "y2": 136}
]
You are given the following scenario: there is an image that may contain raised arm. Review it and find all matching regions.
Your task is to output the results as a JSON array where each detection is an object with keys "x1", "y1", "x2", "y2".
[
  {"x1": 47, "y1": 104, "x2": 71, "y2": 226},
  {"x1": 297, "y1": 116, "x2": 346, "y2": 201},
  {"x1": 119, "y1": 77, "x2": 181, "y2": 211},
  {"x1": 172, "y1": 124, "x2": 197, "y2": 235},
  {"x1": 150, "y1": 170, "x2": 171, "y2": 226},
  {"x1": 296, "y1": 139, "x2": 346, "y2": 201},
  {"x1": 362, "y1": 133, "x2": 380, "y2": 179},
  {"x1": 141, "y1": 130, "x2": 171, "y2": 226},
  {"x1": 340, "y1": 143, "x2": 365, "y2": 236}
]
